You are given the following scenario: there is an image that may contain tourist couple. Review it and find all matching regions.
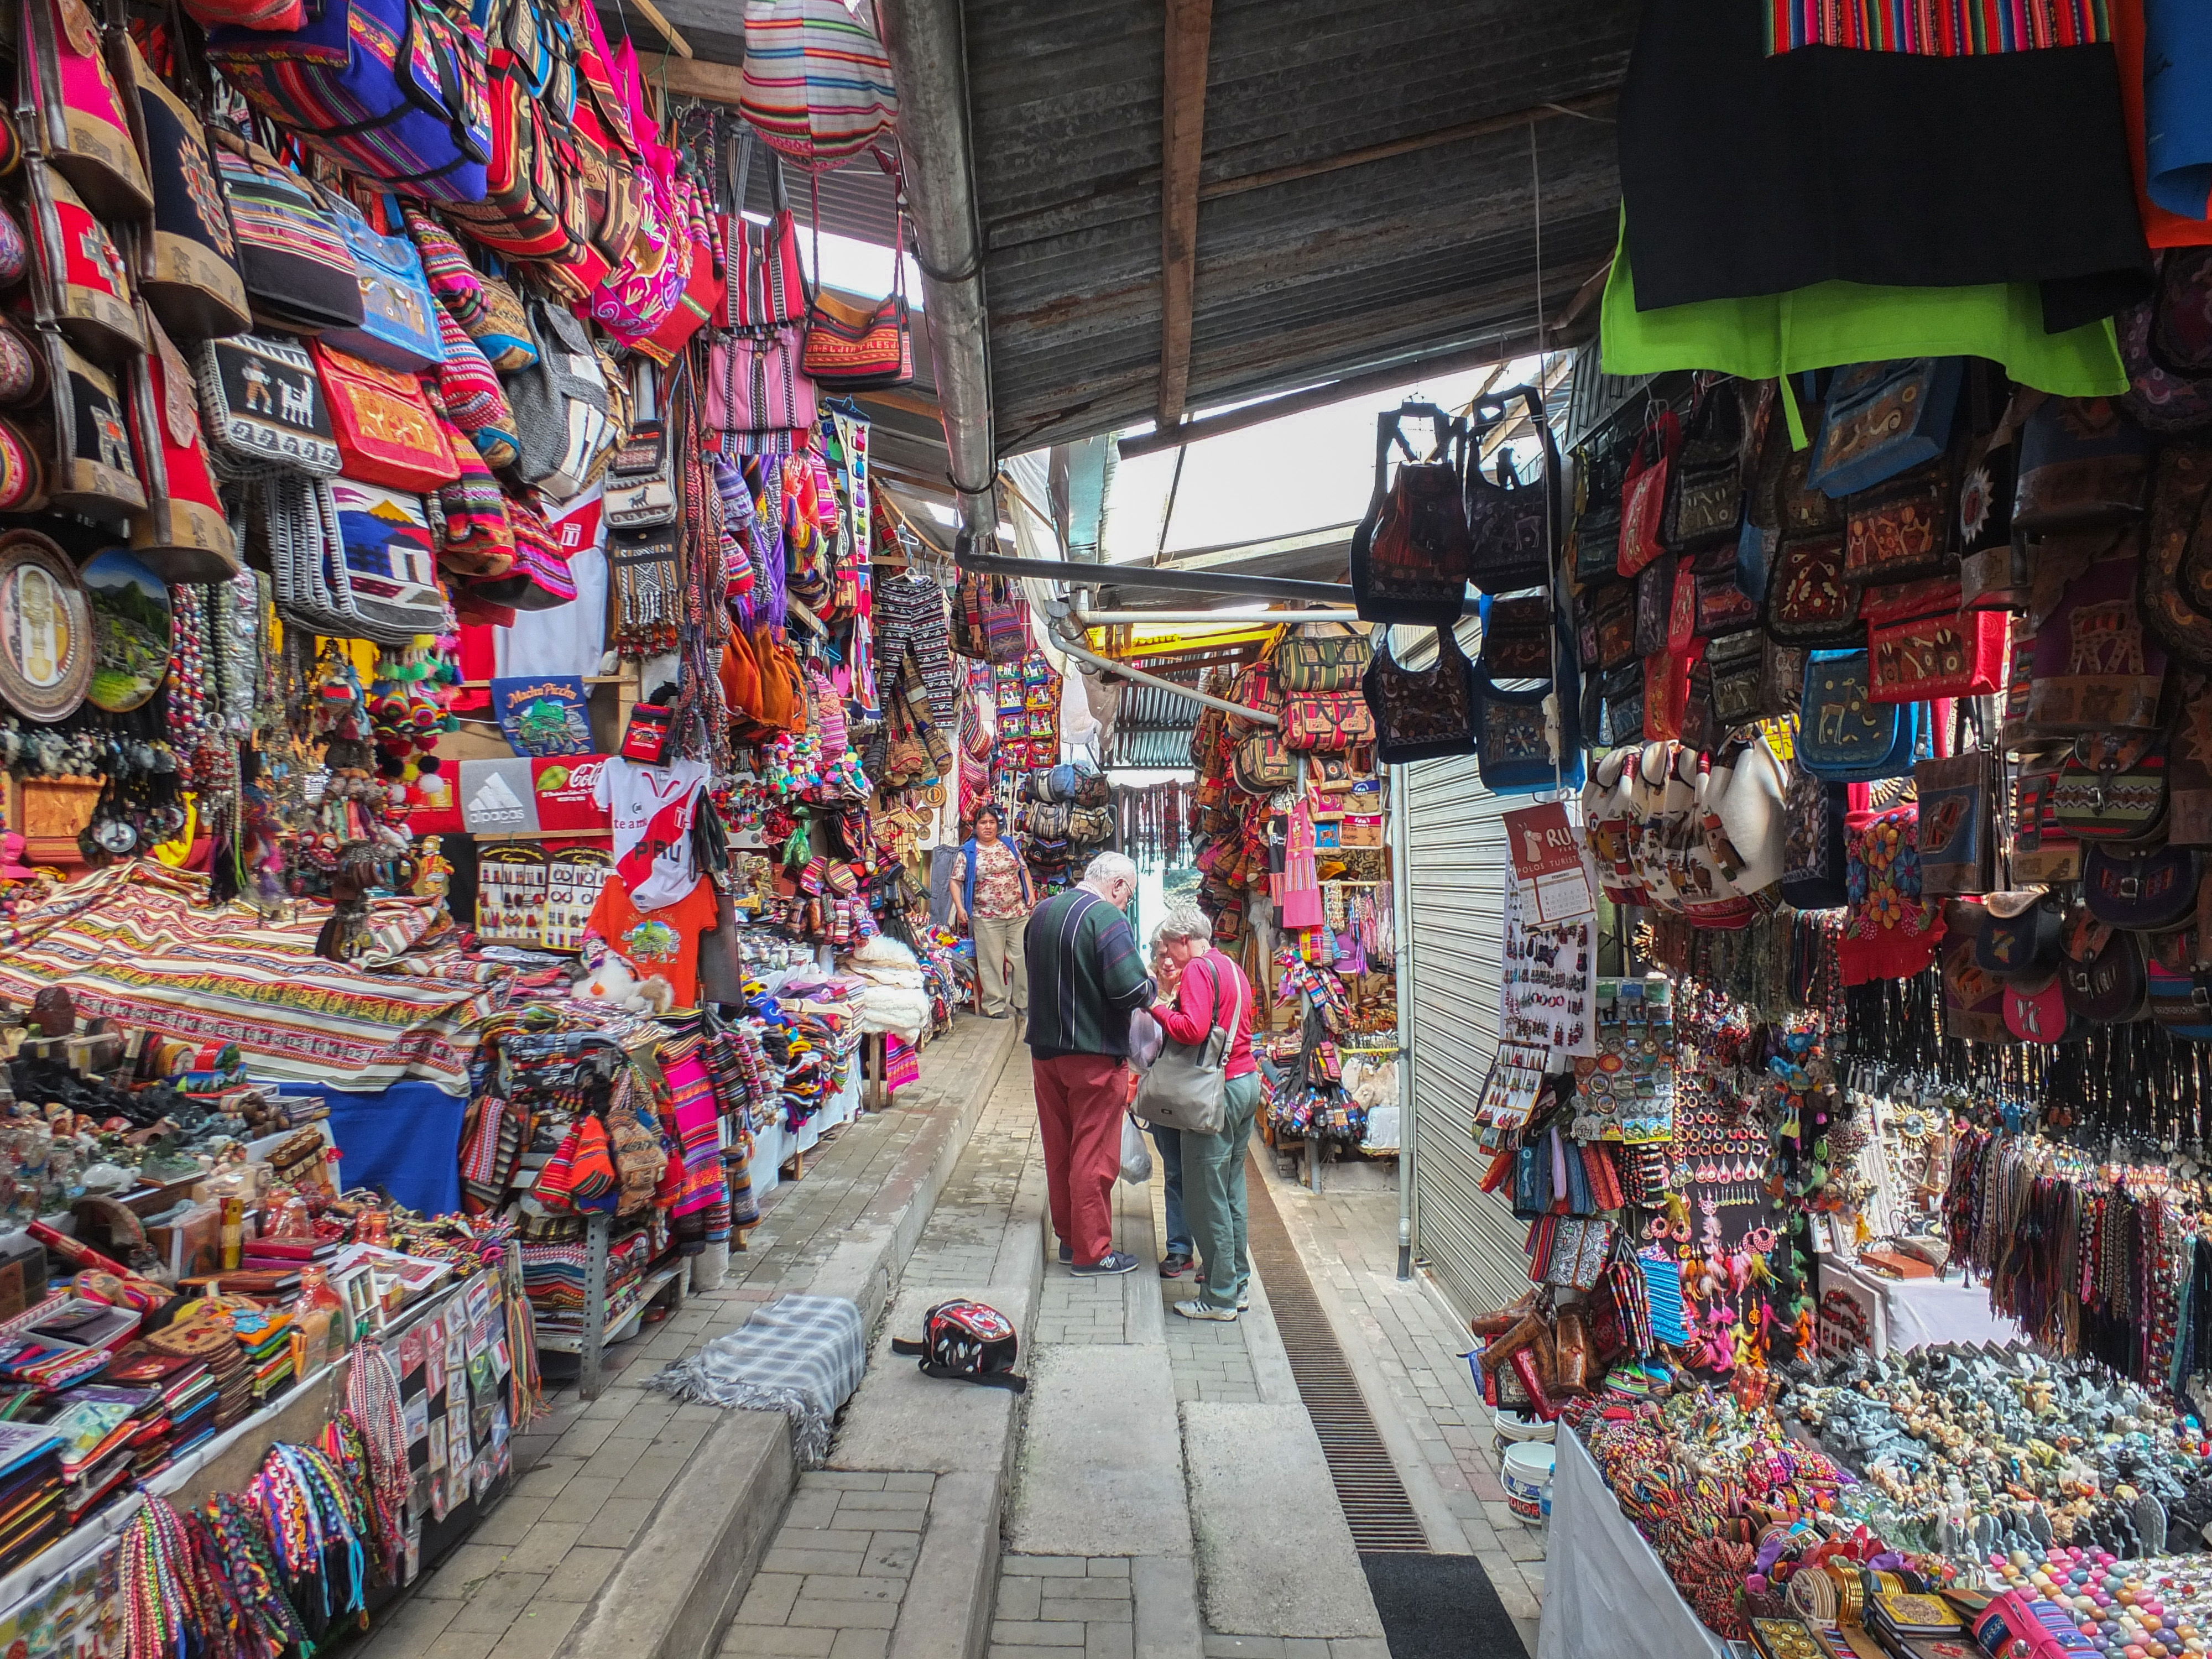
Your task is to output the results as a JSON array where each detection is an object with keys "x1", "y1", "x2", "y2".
[{"x1": 1020, "y1": 853, "x2": 1260, "y2": 1321}]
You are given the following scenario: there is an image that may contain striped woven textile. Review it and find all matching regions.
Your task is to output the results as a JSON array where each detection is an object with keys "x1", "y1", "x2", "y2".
[
  {"x1": 738, "y1": 0, "x2": 898, "y2": 173},
  {"x1": 0, "y1": 864, "x2": 503, "y2": 1093},
  {"x1": 1765, "y1": 0, "x2": 2109, "y2": 52}
]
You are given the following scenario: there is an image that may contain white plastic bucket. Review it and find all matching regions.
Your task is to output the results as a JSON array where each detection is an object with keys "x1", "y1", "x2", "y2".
[
  {"x1": 689, "y1": 1239, "x2": 730, "y2": 1294},
  {"x1": 1493, "y1": 1410, "x2": 1557, "y2": 1460},
  {"x1": 1500, "y1": 1442, "x2": 1555, "y2": 1527}
]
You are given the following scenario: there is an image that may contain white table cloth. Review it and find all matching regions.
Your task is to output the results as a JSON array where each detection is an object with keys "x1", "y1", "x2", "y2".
[
  {"x1": 1537, "y1": 1430, "x2": 1730, "y2": 1659},
  {"x1": 1822, "y1": 1260, "x2": 2026, "y2": 1356}
]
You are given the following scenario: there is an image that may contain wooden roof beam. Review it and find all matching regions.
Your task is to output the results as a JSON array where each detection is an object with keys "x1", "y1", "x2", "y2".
[{"x1": 1156, "y1": 0, "x2": 1213, "y2": 432}]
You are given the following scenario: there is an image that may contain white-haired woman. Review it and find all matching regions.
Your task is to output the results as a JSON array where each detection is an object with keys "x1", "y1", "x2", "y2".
[{"x1": 1150, "y1": 905, "x2": 1258, "y2": 1319}]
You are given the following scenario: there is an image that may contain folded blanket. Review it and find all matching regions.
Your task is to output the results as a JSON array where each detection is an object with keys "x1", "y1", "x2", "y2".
[{"x1": 647, "y1": 1294, "x2": 865, "y2": 1465}]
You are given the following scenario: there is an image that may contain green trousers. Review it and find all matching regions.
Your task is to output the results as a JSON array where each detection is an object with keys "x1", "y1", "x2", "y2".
[{"x1": 1185, "y1": 1072, "x2": 1261, "y2": 1311}]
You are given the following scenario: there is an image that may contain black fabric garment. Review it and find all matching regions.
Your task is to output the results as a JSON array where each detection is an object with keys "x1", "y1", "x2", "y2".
[{"x1": 1619, "y1": 0, "x2": 2153, "y2": 334}]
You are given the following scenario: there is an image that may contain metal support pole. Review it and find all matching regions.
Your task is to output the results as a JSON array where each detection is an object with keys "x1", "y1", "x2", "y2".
[
  {"x1": 1391, "y1": 761, "x2": 1417, "y2": 1281},
  {"x1": 958, "y1": 545, "x2": 1389, "y2": 607},
  {"x1": 579, "y1": 1210, "x2": 610, "y2": 1401},
  {"x1": 1050, "y1": 632, "x2": 1281, "y2": 726}
]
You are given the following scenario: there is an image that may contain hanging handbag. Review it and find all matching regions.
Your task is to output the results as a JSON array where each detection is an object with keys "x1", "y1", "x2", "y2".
[
  {"x1": 1842, "y1": 455, "x2": 1958, "y2": 587},
  {"x1": 803, "y1": 189, "x2": 912, "y2": 390},
  {"x1": 1599, "y1": 660, "x2": 1644, "y2": 748},
  {"x1": 1591, "y1": 580, "x2": 1635, "y2": 671},
  {"x1": 736, "y1": 0, "x2": 898, "y2": 175},
  {"x1": 629, "y1": 178, "x2": 723, "y2": 366},
  {"x1": 211, "y1": 137, "x2": 363, "y2": 333},
  {"x1": 1571, "y1": 437, "x2": 1628, "y2": 585},
  {"x1": 1693, "y1": 559, "x2": 1761, "y2": 639},
  {"x1": 111, "y1": 35, "x2": 248, "y2": 343},
  {"x1": 23, "y1": 158, "x2": 142, "y2": 362},
  {"x1": 1462, "y1": 385, "x2": 1558, "y2": 594},
  {"x1": 467, "y1": 489, "x2": 576, "y2": 611},
  {"x1": 1867, "y1": 591, "x2": 2008, "y2": 703},
  {"x1": 1284, "y1": 692, "x2": 1374, "y2": 753},
  {"x1": 2120, "y1": 252, "x2": 2212, "y2": 435},
  {"x1": 1978, "y1": 888, "x2": 2066, "y2": 978},
  {"x1": 40, "y1": 327, "x2": 142, "y2": 524},
  {"x1": 1940, "y1": 899, "x2": 2015, "y2": 1044},
  {"x1": 1472, "y1": 665, "x2": 1563, "y2": 795},
  {"x1": 1913, "y1": 747, "x2": 1990, "y2": 898},
  {"x1": 196, "y1": 331, "x2": 340, "y2": 477},
  {"x1": 1706, "y1": 628, "x2": 1766, "y2": 727},
  {"x1": 703, "y1": 326, "x2": 816, "y2": 451},
  {"x1": 1615, "y1": 408, "x2": 1678, "y2": 577},
  {"x1": 603, "y1": 416, "x2": 676, "y2": 530},
  {"x1": 2084, "y1": 843, "x2": 2204, "y2": 932},
  {"x1": 310, "y1": 340, "x2": 459, "y2": 493},
  {"x1": 1632, "y1": 553, "x2": 1674, "y2": 660},
  {"x1": 726, "y1": 131, "x2": 807, "y2": 328},
  {"x1": 2026, "y1": 528, "x2": 2169, "y2": 735},
  {"x1": 1280, "y1": 623, "x2": 1371, "y2": 693},
  {"x1": 1352, "y1": 404, "x2": 1470, "y2": 627},
  {"x1": 1129, "y1": 951, "x2": 1244, "y2": 1136},
  {"x1": 18, "y1": 0, "x2": 152, "y2": 221},
  {"x1": 127, "y1": 310, "x2": 235, "y2": 582},
  {"x1": 1797, "y1": 649, "x2": 1918, "y2": 782},
  {"x1": 2060, "y1": 912, "x2": 2150, "y2": 1025},
  {"x1": 441, "y1": 41, "x2": 581, "y2": 266},
  {"x1": 507, "y1": 299, "x2": 616, "y2": 498},
  {"x1": 1232, "y1": 730, "x2": 1294, "y2": 795},
  {"x1": 1807, "y1": 359, "x2": 1964, "y2": 498},
  {"x1": 1643, "y1": 643, "x2": 1694, "y2": 744},
  {"x1": 1764, "y1": 533, "x2": 1858, "y2": 644},
  {"x1": 2143, "y1": 438, "x2": 2212, "y2": 670},
  {"x1": 1364, "y1": 624, "x2": 1475, "y2": 764},
  {"x1": 1658, "y1": 377, "x2": 1745, "y2": 551},
  {"x1": 328, "y1": 476, "x2": 445, "y2": 639},
  {"x1": 1479, "y1": 595, "x2": 1552, "y2": 680},
  {"x1": 2013, "y1": 396, "x2": 2152, "y2": 533},
  {"x1": 2005, "y1": 968, "x2": 2084, "y2": 1044},
  {"x1": 1958, "y1": 397, "x2": 2027, "y2": 611},
  {"x1": 2148, "y1": 919, "x2": 2212, "y2": 1040},
  {"x1": 320, "y1": 195, "x2": 444, "y2": 372},
  {"x1": 2013, "y1": 749, "x2": 2084, "y2": 884},
  {"x1": 2051, "y1": 730, "x2": 2171, "y2": 843},
  {"x1": 428, "y1": 307, "x2": 517, "y2": 467},
  {"x1": 205, "y1": 0, "x2": 492, "y2": 205}
]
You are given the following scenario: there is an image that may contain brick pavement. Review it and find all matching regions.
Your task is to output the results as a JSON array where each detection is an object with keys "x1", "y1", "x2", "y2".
[
  {"x1": 1256, "y1": 1156, "x2": 1544, "y2": 1654},
  {"x1": 717, "y1": 1471, "x2": 936, "y2": 1659},
  {"x1": 356, "y1": 1015, "x2": 1011, "y2": 1659}
]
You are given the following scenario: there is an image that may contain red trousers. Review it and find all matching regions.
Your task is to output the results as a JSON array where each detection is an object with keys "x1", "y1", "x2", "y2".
[{"x1": 1032, "y1": 1053, "x2": 1128, "y2": 1265}]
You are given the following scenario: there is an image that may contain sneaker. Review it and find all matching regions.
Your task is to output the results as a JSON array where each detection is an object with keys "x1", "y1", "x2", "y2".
[
  {"x1": 1174, "y1": 1298, "x2": 1238, "y2": 1321},
  {"x1": 1238, "y1": 1291, "x2": 1251, "y2": 1311},
  {"x1": 1072, "y1": 1250, "x2": 1140, "y2": 1276},
  {"x1": 1057, "y1": 1241, "x2": 1072, "y2": 1264},
  {"x1": 1158, "y1": 1251, "x2": 1193, "y2": 1279}
]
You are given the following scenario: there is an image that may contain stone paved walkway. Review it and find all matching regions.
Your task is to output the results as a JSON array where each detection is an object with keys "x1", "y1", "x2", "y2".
[
  {"x1": 357, "y1": 1014, "x2": 1013, "y2": 1659},
  {"x1": 1257, "y1": 1154, "x2": 1545, "y2": 1654},
  {"x1": 719, "y1": 1472, "x2": 937, "y2": 1658}
]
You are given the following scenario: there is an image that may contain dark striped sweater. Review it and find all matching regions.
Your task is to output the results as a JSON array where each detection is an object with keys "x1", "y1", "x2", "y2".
[{"x1": 1021, "y1": 890, "x2": 1157, "y2": 1060}]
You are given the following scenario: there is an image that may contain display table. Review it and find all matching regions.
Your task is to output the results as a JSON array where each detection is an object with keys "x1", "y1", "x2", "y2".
[
  {"x1": 1820, "y1": 1259, "x2": 2026, "y2": 1356},
  {"x1": 1537, "y1": 1430, "x2": 1729, "y2": 1659}
]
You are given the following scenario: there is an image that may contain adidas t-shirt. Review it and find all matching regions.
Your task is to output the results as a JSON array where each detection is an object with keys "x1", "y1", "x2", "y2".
[{"x1": 592, "y1": 755, "x2": 709, "y2": 912}]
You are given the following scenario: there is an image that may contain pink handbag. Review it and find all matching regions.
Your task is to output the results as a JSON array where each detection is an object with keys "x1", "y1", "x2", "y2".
[
  {"x1": 588, "y1": 36, "x2": 688, "y2": 340},
  {"x1": 705, "y1": 326, "x2": 816, "y2": 448}
]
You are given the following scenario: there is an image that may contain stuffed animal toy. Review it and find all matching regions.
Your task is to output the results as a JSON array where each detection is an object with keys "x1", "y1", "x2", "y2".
[{"x1": 575, "y1": 956, "x2": 676, "y2": 1016}]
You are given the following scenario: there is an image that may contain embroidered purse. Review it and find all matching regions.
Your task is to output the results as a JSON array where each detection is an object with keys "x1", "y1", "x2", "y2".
[
  {"x1": 1232, "y1": 731, "x2": 1295, "y2": 794},
  {"x1": 703, "y1": 326, "x2": 816, "y2": 451},
  {"x1": 2025, "y1": 529, "x2": 2169, "y2": 735},
  {"x1": 1913, "y1": 748, "x2": 1990, "y2": 898},
  {"x1": 2013, "y1": 749, "x2": 2084, "y2": 884},
  {"x1": 310, "y1": 341, "x2": 458, "y2": 493},
  {"x1": 1363, "y1": 624, "x2": 1475, "y2": 764},
  {"x1": 1764, "y1": 533, "x2": 1858, "y2": 644},
  {"x1": 1478, "y1": 596, "x2": 1551, "y2": 680},
  {"x1": 1280, "y1": 624, "x2": 1371, "y2": 693},
  {"x1": 2084, "y1": 843, "x2": 2203, "y2": 933},
  {"x1": 1760, "y1": 638, "x2": 1806, "y2": 719},
  {"x1": 212, "y1": 138, "x2": 363, "y2": 333},
  {"x1": 1632, "y1": 553, "x2": 1674, "y2": 659},
  {"x1": 1592, "y1": 580, "x2": 1635, "y2": 671},
  {"x1": 1658, "y1": 379, "x2": 1744, "y2": 551},
  {"x1": 1570, "y1": 439, "x2": 1627, "y2": 585},
  {"x1": 726, "y1": 132, "x2": 807, "y2": 328},
  {"x1": 1352, "y1": 405, "x2": 1470, "y2": 627},
  {"x1": 1839, "y1": 797, "x2": 1942, "y2": 986},
  {"x1": 1979, "y1": 888, "x2": 2065, "y2": 979},
  {"x1": 1868, "y1": 595, "x2": 2007, "y2": 703},
  {"x1": 1843, "y1": 456, "x2": 1957, "y2": 587},
  {"x1": 20, "y1": 0, "x2": 150, "y2": 220},
  {"x1": 2013, "y1": 396, "x2": 2152, "y2": 533},
  {"x1": 1808, "y1": 358, "x2": 1964, "y2": 498},
  {"x1": 328, "y1": 476, "x2": 445, "y2": 639},
  {"x1": 197, "y1": 332, "x2": 340, "y2": 476},
  {"x1": 24, "y1": 158, "x2": 142, "y2": 361},
  {"x1": 1463, "y1": 385, "x2": 1558, "y2": 594},
  {"x1": 1473, "y1": 666, "x2": 1563, "y2": 795},
  {"x1": 112, "y1": 36, "x2": 248, "y2": 343},
  {"x1": 1615, "y1": 409, "x2": 1677, "y2": 577},
  {"x1": 1694, "y1": 562, "x2": 1761, "y2": 638},
  {"x1": 1958, "y1": 400, "x2": 2026, "y2": 608},
  {"x1": 2061, "y1": 913, "x2": 2150, "y2": 1025},
  {"x1": 1643, "y1": 644, "x2": 1693, "y2": 744},
  {"x1": 320, "y1": 196, "x2": 444, "y2": 372},
  {"x1": 1940, "y1": 899, "x2": 2015, "y2": 1044},
  {"x1": 603, "y1": 416, "x2": 676, "y2": 530},
  {"x1": 428, "y1": 307, "x2": 516, "y2": 467},
  {"x1": 1707, "y1": 628, "x2": 1766, "y2": 727},
  {"x1": 1797, "y1": 648, "x2": 1918, "y2": 782},
  {"x1": 2052, "y1": 731, "x2": 2171, "y2": 843},
  {"x1": 41, "y1": 329, "x2": 142, "y2": 524},
  {"x1": 1284, "y1": 692, "x2": 1374, "y2": 753},
  {"x1": 804, "y1": 258, "x2": 913, "y2": 391},
  {"x1": 2005, "y1": 968, "x2": 2083, "y2": 1045},
  {"x1": 2148, "y1": 925, "x2": 2212, "y2": 1040},
  {"x1": 127, "y1": 312, "x2": 235, "y2": 582}
]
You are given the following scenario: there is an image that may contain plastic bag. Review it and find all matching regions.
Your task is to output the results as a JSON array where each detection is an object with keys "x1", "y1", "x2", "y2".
[{"x1": 1118, "y1": 1114, "x2": 1152, "y2": 1186}]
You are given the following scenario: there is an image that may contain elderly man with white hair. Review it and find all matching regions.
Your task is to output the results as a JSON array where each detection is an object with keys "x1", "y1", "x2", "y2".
[
  {"x1": 1149, "y1": 904, "x2": 1259, "y2": 1319},
  {"x1": 1022, "y1": 851, "x2": 1156, "y2": 1275}
]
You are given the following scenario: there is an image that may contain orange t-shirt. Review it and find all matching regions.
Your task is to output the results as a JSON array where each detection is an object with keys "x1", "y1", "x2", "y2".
[{"x1": 582, "y1": 873, "x2": 719, "y2": 1008}]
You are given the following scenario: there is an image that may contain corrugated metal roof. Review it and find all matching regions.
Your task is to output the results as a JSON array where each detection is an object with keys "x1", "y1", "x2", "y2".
[
  {"x1": 1104, "y1": 678, "x2": 1203, "y2": 768},
  {"x1": 963, "y1": 0, "x2": 1637, "y2": 451}
]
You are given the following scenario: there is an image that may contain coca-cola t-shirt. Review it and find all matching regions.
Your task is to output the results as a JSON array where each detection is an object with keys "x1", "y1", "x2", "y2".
[{"x1": 592, "y1": 755, "x2": 709, "y2": 911}]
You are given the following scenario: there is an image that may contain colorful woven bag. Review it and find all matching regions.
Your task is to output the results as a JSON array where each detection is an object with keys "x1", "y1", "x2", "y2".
[{"x1": 737, "y1": 0, "x2": 898, "y2": 173}]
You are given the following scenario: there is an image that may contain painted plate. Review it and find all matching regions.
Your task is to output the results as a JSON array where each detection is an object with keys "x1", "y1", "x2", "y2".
[
  {"x1": 80, "y1": 548, "x2": 170, "y2": 712},
  {"x1": 0, "y1": 531, "x2": 91, "y2": 723}
]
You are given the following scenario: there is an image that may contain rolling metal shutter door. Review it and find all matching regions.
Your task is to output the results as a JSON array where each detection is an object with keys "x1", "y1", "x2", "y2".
[{"x1": 1404, "y1": 751, "x2": 1527, "y2": 1322}]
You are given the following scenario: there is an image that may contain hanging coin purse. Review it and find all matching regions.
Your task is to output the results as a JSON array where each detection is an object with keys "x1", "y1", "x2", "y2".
[
  {"x1": 619, "y1": 698, "x2": 672, "y2": 763},
  {"x1": 41, "y1": 328, "x2": 143, "y2": 523},
  {"x1": 24, "y1": 158, "x2": 143, "y2": 362},
  {"x1": 19, "y1": 0, "x2": 151, "y2": 220},
  {"x1": 1843, "y1": 455, "x2": 1958, "y2": 587},
  {"x1": 1977, "y1": 888, "x2": 2065, "y2": 978},
  {"x1": 111, "y1": 36, "x2": 248, "y2": 344},
  {"x1": 603, "y1": 416, "x2": 676, "y2": 529},
  {"x1": 1764, "y1": 533, "x2": 1858, "y2": 644},
  {"x1": 2051, "y1": 730, "x2": 2171, "y2": 842},
  {"x1": 2084, "y1": 843, "x2": 2203, "y2": 932},
  {"x1": 127, "y1": 311, "x2": 237, "y2": 581},
  {"x1": 2060, "y1": 911, "x2": 2150, "y2": 1024},
  {"x1": 1867, "y1": 589, "x2": 2008, "y2": 703},
  {"x1": 196, "y1": 332, "x2": 341, "y2": 476},
  {"x1": 320, "y1": 194, "x2": 445, "y2": 372},
  {"x1": 1796, "y1": 648, "x2": 1918, "y2": 782},
  {"x1": 1615, "y1": 408, "x2": 1678, "y2": 577},
  {"x1": 309, "y1": 340, "x2": 460, "y2": 493}
]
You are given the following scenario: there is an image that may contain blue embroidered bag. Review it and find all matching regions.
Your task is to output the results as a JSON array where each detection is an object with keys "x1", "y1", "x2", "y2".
[
  {"x1": 1807, "y1": 359, "x2": 1964, "y2": 499},
  {"x1": 1797, "y1": 648, "x2": 1920, "y2": 782},
  {"x1": 321, "y1": 196, "x2": 445, "y2": 372}
]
